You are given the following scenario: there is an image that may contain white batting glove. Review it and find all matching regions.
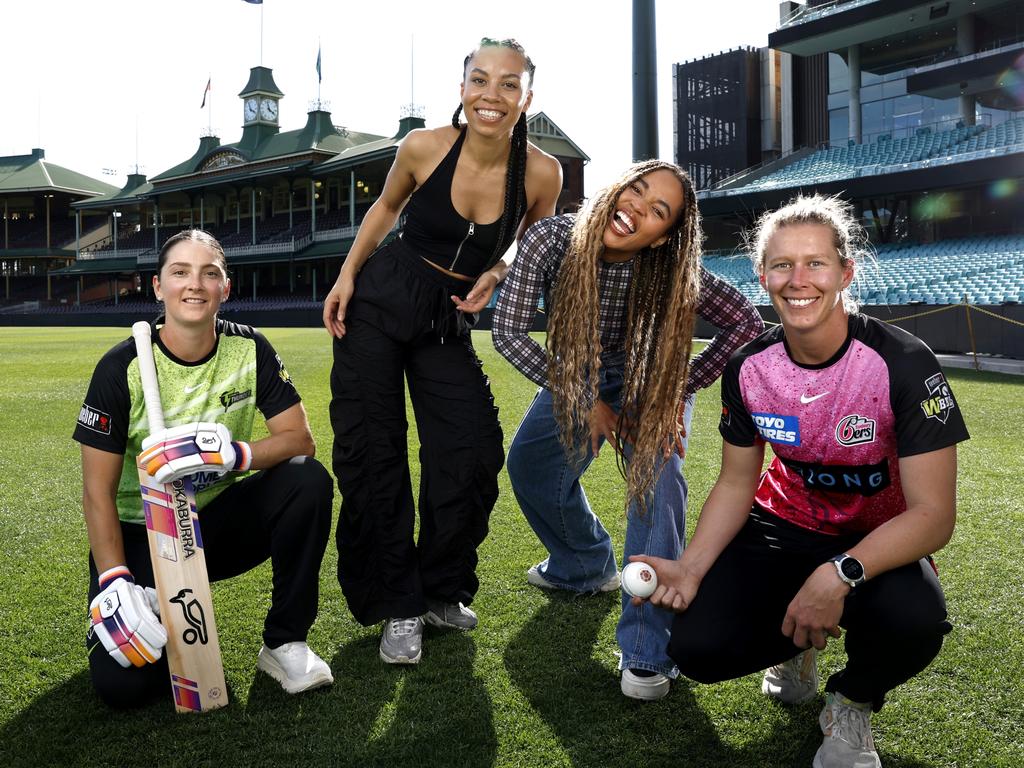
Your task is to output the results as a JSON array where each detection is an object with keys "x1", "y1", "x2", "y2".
[
  {"x1": 138, "y1": 422, "x2": 252, "y2": 484},
  {"x1": 88, "y1": 566, "x2": 168, "y2": 669}
]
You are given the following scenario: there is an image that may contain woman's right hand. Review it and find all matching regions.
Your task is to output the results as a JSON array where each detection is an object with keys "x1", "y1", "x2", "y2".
[{"x1": 323, "y1": 271, "x2": 356, "y2": 338}]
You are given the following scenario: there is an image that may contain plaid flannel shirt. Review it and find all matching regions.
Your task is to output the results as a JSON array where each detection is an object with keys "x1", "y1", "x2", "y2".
[{"x1": 492, "y1": 214, "x2": 763, "y2": 398}]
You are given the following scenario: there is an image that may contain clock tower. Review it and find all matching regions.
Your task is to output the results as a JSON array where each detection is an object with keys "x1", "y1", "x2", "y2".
[{"x1": 238, "y1": 66, "x2": 284, "y2": 149}]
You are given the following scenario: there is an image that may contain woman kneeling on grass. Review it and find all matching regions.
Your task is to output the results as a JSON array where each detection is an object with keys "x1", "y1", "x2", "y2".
[
  {"x1": 75, "y1": 229, "x2": 334, "y2": 707},
  {"x1": 633, "y1": 194, "x2": 968, "y2": 767},
  {"x1": 492, "y1": 160, "x2": 763, "y2": 701}
]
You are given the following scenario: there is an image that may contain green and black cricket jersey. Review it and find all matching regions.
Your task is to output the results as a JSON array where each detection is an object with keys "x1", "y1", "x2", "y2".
[{"x1": 73, "y1": 318, "x2": 300, "y2": 523}]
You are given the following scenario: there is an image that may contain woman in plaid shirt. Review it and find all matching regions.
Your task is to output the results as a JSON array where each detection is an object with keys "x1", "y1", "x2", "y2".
[{"x1": 492, "y1": 160, "x2": 762, "y2": 701}]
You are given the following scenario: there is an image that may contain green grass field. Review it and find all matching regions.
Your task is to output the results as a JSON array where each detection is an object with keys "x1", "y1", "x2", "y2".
[{"x1": 0, "y1": 326, "x2": 1021, "y2": 768}]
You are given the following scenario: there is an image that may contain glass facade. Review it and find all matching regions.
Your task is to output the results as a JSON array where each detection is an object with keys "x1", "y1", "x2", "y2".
[
  {"x1": 828, "y1": 53, "x2": 963, "y2": 144},
  {"x1": 827, "y1": 52, "x2": 1020, "y2": 146}
]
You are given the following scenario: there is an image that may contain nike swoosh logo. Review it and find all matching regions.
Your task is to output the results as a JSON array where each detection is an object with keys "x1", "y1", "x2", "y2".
[
  {"x1": 184, "y1": 384, "x2": 203, "y2": 394},
  {"x1": 800, "y1": 392, "x2": 830, "y2": 404}
]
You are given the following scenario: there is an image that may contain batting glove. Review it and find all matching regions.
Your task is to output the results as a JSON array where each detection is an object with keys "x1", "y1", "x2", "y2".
[
  {"x1": 138, "y1": 422, "x2": 252, "y2": 484},
  {"x1": 88, "y1": 566, "x2": 168, "y2": 669}
]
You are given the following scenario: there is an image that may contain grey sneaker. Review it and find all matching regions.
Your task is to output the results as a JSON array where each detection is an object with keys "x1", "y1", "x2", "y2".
[
  {"x1": 762, "y1": 648, "x2": 819, "y2": 704},
  {"x1": 379, "y1": 617, "x2": 423, "y2": 664},
  {"x1": 424, "y1": 600, "x2": 478, "y2": 630},
  {"x1": 526, "y1": 563, "x2": 620, "y2": 593},
  {"x1": 813, "y1": 692, "x2": 881, "y2": 768}
]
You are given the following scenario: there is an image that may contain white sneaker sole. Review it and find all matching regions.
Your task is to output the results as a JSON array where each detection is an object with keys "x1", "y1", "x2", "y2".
[
  {"x1": 257, "y1": 651, "x2": 333, "y2": 694},
  {"x1": 379, "y1": 647, "x2": 422, "y2": 665},
  {"x1": 620, "y1": 670, "x2": 670, "y2": 701}
]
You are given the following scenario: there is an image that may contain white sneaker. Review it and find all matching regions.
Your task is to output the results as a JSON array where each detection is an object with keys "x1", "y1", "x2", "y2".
[
  {"x1": 257, "y1": 642, "x2": 333, "y2": 694},
  {"x1": 762, "y1": 648, "x2": 819, "y2": 704},
  {"x1": 526, "y1": 563, "x2": 620, "y2": 593},
  {"x1": 379, "y1": 617, "x2": 423, "y2": 664},
  {"x1": 813, "y1": 692, "x2": 881, "y2": 768},
  {"x1": 620, "y1": 669, "x2": 670, "y2": 701}
]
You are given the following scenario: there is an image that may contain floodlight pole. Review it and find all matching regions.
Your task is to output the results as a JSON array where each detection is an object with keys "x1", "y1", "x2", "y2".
[{"x1": 632, "y1": 0, "x2": 659, "y2": 161}]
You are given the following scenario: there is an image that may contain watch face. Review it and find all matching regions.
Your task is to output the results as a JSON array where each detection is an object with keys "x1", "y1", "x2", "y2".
[
  {"x1": 260, "y1": 98, "x2": 278, "y2": 121},
  {"x1": 840, "y1": 557, "x2": 865, "y2": 582},
  {"x1": 244, "y1": 97, "x2": 258, "y2": 121}
]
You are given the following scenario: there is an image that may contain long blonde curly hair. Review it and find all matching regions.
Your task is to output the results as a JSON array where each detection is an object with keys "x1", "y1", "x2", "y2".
[{"x1": 546, "y1": 160, "x2": 704, "y2": 509}]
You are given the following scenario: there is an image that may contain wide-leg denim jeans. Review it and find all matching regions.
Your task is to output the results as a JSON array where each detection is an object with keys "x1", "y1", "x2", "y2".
[{"x1": 507, "y1": 363, "x2": 693, "y2": 677}]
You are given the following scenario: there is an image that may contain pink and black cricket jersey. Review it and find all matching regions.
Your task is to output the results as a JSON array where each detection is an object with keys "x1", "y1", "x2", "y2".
[{"x1": 719, "y1": 314, "x2": 969, "y2": 535}]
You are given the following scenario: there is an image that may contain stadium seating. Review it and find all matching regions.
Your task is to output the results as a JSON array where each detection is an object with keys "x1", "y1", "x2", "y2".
[
  {"x1": 714, "y1": 118, "x2": 1024, "y2": 194},
  {"x1": 702, "y1": 233, "x2": 1024, "y2": 305}
]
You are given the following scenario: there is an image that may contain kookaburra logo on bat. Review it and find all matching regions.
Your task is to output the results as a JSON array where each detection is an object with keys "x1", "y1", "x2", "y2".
[{"x1": 170, "y1": 588, "x2": 209, "y2": 645}]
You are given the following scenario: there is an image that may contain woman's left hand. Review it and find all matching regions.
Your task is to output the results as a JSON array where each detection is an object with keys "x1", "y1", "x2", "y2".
[{"x1": 451, "y1": 271, "x2": 499, "y2": 314}]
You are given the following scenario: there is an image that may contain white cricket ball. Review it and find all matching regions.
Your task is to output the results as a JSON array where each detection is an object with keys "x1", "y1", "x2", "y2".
[{"x1": 621, "y1": 561, "x2": 658, "y2": 599}]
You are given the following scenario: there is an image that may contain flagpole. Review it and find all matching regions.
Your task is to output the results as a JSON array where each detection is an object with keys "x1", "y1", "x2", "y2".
[
  {"x1": 260, "y1": 3, "x2": 264, "y2": 66},
  {"x1": 318, "y1": 38, "x2": 322, "y2": 104},
  {"x1": 208, "y1": 73, "x2": 212, "y2": 134}
]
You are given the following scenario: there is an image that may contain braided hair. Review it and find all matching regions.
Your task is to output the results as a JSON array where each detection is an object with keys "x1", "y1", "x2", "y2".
[
  {"x1": 452, "y1": 38, "x2": 535, "y2": 268},
  {"x1": 546, "y1": 161, "x2": 704, "y2": 512}
]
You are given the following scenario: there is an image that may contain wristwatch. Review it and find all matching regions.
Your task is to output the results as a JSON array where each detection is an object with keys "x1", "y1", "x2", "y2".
[{"x1": 830, "y1": 553, "x2": 866, "y2": 588}]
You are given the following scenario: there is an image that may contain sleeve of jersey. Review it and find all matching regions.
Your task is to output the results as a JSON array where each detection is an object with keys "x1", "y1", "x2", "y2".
[
  {"x1": 491, "y1": 217, "x2": 558, "y2": 388},
  {"x1": 890, "y1": 345, "x2": 970, "y2": 457},
  {"x1": 72, "y1": 343, "x2": 132, "y2": 455},
  {"x1": 718, "y1": 354, "x2": 758, "y2": 447},
  {"x1": 253, "y1": 331, "x2": 302, "y2": 421}
]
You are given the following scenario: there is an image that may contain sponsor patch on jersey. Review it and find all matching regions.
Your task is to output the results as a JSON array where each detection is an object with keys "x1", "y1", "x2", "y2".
[
  {"x1": 752, "y1": 412, "x2": 800, "y2": 445},
  {"x1": 219, "y1": 388, "x2": 252, "y2": 412},
  {"x1": 920, "y1": 372, "x2": 957, "y2": 424},
  {"x1": 720, "y1": 404, "x2": 731, "y2": 427},
  {"x1": 78, "y1": 403, "x2": 112, "y2": 435},
  {"x1": 835, "y1": 414, "x2": 876, "y2": 446},
  {"x1": 781, "y1": 456, "x2": 891, "y2": 496}
]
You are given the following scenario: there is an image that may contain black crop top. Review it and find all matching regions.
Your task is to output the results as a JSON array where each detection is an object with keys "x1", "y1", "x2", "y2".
[{"x1": 401, "y1": 128, "x2": 527, "y2": 277}]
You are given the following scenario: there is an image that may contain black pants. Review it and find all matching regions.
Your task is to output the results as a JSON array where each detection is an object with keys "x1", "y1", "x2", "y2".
[
  {"x1": 330, "y1": 240, "x2": 504, "y2": 626},
  {"x1": 668, "y1": 508, "x2": 952, "y2": 711},
  {"x1": 86, "y1": 456, "x2": 333, "y2": 708}
]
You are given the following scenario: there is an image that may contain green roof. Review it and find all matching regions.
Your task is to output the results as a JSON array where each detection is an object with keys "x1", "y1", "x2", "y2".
[
  {"x1": 149, "y1": 112, "x2": 386, "y2": 186},
  {"x1": 73, "y1": 173, "x2": 153, "y2": 210},
  {"x1": 0, "y1": 150, "x2": 118, "y2": 196}
]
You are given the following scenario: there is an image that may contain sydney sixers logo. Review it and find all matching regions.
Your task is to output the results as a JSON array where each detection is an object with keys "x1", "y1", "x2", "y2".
[{"x1": 835, "y1": 414, "x2": 876, "y2": 446}]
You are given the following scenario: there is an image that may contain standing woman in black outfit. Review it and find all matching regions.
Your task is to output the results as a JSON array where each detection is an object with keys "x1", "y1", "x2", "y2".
[{"x1": 322, "y1": 38, "x2": 562, "y2": 664}]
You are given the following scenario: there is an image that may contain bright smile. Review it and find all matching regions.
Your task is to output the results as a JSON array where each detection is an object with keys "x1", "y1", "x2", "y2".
[{"x1": 609, "y1": 210, "x2": 636, "y2": 236}]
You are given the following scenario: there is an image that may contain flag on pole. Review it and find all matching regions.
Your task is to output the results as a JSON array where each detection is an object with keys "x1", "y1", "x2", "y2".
[
  {"x1": 200, "y1": 78, "x2": 211, "y2": 109},
  {"x1": 316, "y1": 45, "x2": 322, "y2": 83}
]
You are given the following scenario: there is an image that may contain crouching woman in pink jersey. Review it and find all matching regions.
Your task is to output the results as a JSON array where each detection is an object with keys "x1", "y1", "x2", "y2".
[{"x1": 633, "y1": 194, "x2": 968, "y2": 768}]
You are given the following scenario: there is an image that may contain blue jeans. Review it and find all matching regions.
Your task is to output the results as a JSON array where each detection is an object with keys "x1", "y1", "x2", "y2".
[{"x1": 506, "y1": 364, "x2": 692, "y2": 677}]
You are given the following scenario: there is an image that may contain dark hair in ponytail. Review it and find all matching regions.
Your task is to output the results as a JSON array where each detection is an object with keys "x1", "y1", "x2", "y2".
[{"x1": 452, "y1": 37, "x2": 534, "y2": 267}]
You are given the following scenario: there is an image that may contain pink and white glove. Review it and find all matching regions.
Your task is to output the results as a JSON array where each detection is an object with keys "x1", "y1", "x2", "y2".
[
  {"x1": 88, "y1": 566, "x2": 167, "y2": 668},
  {"x1": 137, "y1": 422, "x2": 252, "y2": 484}
]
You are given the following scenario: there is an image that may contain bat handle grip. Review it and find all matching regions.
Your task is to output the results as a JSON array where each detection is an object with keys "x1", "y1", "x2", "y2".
[{"x1": 132, "y1": 321, "x2": 166, "y2": 433}]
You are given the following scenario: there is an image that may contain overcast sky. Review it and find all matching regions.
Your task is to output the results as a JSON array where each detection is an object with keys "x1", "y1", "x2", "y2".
[{"x1": 3, "y1": 1, "x2": 781, "y2": 197}]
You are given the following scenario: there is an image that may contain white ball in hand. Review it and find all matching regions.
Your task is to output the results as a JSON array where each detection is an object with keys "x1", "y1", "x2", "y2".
[{"x1": 621, "y1": 561, "x2": 658, "y2": 599}]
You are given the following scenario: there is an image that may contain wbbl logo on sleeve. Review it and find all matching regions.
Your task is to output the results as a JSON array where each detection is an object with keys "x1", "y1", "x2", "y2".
[{"x1": 920, "y1": 373, "x2": 956, "y2": 424}]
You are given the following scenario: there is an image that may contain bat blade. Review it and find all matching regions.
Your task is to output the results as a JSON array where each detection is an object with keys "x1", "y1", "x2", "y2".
[
  {"x1": 138, "y1": 466, "x2": 227, "y2": 713},
  {"x1": 133, "y1": 321, "x2": 227, "y2": 713}
]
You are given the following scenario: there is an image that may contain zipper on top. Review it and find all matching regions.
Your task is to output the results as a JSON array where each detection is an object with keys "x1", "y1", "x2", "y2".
[{"x1": 449, "y1": 222, "x2": 475, "y2": 272}]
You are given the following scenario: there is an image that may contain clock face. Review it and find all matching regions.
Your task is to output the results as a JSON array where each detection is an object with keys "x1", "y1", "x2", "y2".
[
  {"x1": 244, "y1": 97, "x2": 258, "y2": 122},
  {"x1": 260, "y1": 98, "x2": 278, "y2": 122}
]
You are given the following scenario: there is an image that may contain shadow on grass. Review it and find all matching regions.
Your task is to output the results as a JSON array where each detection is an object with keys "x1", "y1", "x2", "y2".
[
  {"x1": 503, "y1": 592, "x2": 940, "y2": 768},
  {"x1": 1, "y1": 630, "x2": 495, "y2": 768}
]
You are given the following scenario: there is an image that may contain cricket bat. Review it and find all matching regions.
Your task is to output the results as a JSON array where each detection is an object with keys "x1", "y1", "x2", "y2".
[{"x1": 132, "y1": 321, "x2": 228, "y2": 713}]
